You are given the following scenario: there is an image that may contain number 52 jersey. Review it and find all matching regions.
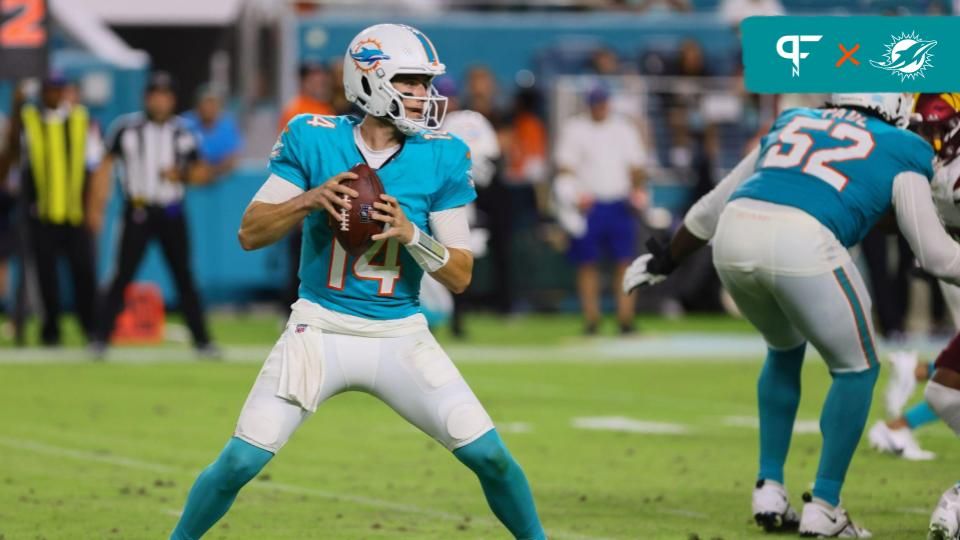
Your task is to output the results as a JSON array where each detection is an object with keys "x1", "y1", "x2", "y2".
[
  {"x1": 730, "y1": 107, "x2": 934, "y2": 248},
  {"x1": 268, "y1": 114, "x2": 475, "y2": 320}
]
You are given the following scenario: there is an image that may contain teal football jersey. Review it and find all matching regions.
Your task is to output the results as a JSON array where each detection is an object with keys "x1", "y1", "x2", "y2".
[
  {"x1": 731, "y1": 107, "x2": 934, "y2": 247},
  {"x1": 268, "y1": 114, "x2": 475, "y2": 320}
]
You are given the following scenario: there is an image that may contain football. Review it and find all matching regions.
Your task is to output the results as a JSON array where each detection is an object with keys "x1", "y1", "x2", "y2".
[{"x1": 330, "y1": 163, "x2": 386, "y2": 257}]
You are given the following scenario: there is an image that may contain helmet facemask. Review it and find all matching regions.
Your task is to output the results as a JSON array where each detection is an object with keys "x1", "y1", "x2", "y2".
[{"x1": 382, "y1": 75, "x2": 448, "y2": 135}]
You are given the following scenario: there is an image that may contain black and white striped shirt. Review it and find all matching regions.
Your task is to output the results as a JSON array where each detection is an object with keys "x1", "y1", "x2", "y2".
[{"x1": 106, "y1": 112, "x2": 200, "y2": 206}]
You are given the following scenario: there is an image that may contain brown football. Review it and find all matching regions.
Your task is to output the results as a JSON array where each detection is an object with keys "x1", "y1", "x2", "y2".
[{"x1": 330, "y1": 163, "x2": 386, "y2": 257}]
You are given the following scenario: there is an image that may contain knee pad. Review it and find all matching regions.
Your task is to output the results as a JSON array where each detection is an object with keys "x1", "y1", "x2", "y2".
[
  {"x1": 925, "y1": 382, "x2": 960, "y2": 435},
  {"x1": 215, "y1": 438, "x2": 273, "y2": 489},
  {"x1": 445, "y1": 402, "x2": 494, "y2": 446}
]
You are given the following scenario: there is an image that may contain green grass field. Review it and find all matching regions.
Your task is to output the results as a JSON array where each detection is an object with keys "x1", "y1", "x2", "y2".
[{"x1": 0, "y1": 313, "x2": 955, "y2": 539}]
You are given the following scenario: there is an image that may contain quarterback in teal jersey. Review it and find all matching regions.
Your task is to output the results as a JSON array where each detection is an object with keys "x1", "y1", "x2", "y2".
[
  {"x1": 624, "y1": 94, "x2": 960, "y2": 538},
  {"x1": 170, "y1": 24, "x2": 545, "y2": 540}
]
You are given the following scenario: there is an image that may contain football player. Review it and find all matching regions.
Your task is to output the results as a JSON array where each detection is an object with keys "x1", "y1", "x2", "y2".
[
  {"x1": 871, "y1": 94, "x2": 960, "y2": 466},
  {"x1": 624, "y1": 94, "x2": 960, "y2": 537},
  {"x1": 897, "y1": 92, "x2": 960, "y2": 540},
  {"x1": 169, "y1": 24, "x2": 545, "y2": 540}
]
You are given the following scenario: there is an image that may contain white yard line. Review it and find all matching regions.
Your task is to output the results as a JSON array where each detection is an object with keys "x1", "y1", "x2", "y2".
[
  {"x1": 571, "y1": 416, "x2": 691, "y2": 435},
  {"x1": 0, "y1": 436, "x2": 615, "y2": 540},
  {"x1": 722, "y1": 416, "x2": 821, "y2": 434}
]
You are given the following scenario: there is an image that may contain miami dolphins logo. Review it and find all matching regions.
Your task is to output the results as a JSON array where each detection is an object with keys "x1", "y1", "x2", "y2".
[
  {"x1": 350, "y1": 38, "x2": 390, "y2": 73},
  {"x1": 870, "y1": 31, "x2": 937, "y2": 81}
]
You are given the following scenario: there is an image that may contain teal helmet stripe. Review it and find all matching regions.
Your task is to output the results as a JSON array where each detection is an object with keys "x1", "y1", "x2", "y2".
[{"x1": 410, "y1": 28, "x2": 438, "y2": 64}]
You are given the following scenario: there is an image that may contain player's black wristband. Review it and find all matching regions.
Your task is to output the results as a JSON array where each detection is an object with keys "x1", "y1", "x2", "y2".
[{"x1": 645, "y1": 237, "x2": 677, "y2": 276}]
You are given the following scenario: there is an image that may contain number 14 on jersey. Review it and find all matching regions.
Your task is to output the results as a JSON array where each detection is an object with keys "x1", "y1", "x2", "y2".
[{"x1": 327, "y1": 238, "x2": 402, "y2": 296}]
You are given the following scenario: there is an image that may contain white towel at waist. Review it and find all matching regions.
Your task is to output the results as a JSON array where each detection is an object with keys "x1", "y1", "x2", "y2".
[
  {"x1": 288, "y1": 298, "x2": 428, "y2": 338},
  {"x1": 276, "y1": 322, "x2": 325, "y2": 412}
]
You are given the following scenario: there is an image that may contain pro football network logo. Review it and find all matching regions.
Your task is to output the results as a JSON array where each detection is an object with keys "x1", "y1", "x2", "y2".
[
  {"x1": 870, "y1": 31, "x2": 937, "y2": 81},
  {"x1": 350, "y1": 38, "x2": 390, "y2": 73},
  {"x1": 776, "y1": 34, "x2": 822, "y2": 77}
]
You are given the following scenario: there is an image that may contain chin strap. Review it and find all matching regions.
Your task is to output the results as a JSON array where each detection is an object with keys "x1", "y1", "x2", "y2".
[{"x1": 405, "y1": 223, "x2": 449, "y2": 273}]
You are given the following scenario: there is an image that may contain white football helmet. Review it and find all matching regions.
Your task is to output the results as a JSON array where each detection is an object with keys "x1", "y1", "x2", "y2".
[
  {"x1": 828, "y1": 93, "x2": 915, "y2": 128},
  {"x1": 343, "y1": 23, "x2": 447, "y2": 135}
]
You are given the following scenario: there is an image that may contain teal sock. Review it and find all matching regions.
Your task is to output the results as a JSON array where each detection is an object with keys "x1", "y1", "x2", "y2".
[
  {"x1": 453, "y1": 429, "x2": 545, "y2": 540},
  {"x1": 757, "y1": 343, "x2": 806, "y2": 484},
  {"x1": 905, "y1": 401, "x2": 939, "y2": 429},
  {"x1": 813, "y1": 365, "x2": 879, "y2": 506},
  {"x1": 171, "y1": 437, "x2": 273, "y2": 540}
]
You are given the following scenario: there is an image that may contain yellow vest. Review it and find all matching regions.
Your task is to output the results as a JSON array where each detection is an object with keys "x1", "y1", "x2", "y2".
[{"x1": 21, "y1": 104, "x2": 89, "y2": 225}]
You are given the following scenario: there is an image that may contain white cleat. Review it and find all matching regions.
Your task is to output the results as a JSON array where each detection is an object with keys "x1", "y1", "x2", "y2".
[
  {"x1": 798, "y1": 494, "x2": 872, "y2": 538},
  {"x1": 867, "y1": 420, "x2": 936, "y2": 461},
  {"x1": 752, "y1": 479, "x2": 800, "y2": 532},
  {"x1": 929, "y1": 484, "x2": 960, "y2": 540},
  {"x1": 885, "y1": 351, "x2": 919, "y2": 417}
]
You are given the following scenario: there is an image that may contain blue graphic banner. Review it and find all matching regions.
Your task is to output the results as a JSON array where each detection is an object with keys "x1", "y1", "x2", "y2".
[{"x1": 742, "y1": 16, "x2": 959, "y2": 93}]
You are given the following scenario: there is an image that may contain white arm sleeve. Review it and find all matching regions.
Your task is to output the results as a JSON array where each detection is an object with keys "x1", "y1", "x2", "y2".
[
  {"x1": 252, "y1": 174, "x2": 305, "y2": 204},
  {"x1": 683, "y1": 146, "x2": 760, "y2": 240},
  {"x1": 893, "y1": 171, "x2": 960, "y2": 286},
  {"x1": 429, "y1": 206, "x2": 472, "y2": 251}
]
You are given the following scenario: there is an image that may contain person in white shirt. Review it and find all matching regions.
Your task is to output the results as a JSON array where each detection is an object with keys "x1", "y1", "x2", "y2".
[{"x1": 554, "y1": 84, "x2": 647, "y2": 335}]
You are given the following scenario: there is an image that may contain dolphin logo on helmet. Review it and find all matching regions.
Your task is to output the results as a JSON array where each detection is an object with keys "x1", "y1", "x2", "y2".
[{"x1": 350, "y1": 38, "x2": 391, "y2": 73}]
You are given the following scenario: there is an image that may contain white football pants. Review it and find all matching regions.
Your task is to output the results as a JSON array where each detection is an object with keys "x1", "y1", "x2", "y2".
[
  {"x1": 235, "y1": 324, "x2": 494, "y2": 453},
  {"x1": 713, "y1": 198, "x2": 879, "y2": 372}
]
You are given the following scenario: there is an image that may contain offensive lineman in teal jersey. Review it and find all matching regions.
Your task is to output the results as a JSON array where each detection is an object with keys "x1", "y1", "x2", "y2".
[
  {"x1": 170, "y1": 24, "x2": 546, "y2": 540},
  {"x1": 624, "y1": 94, "x2": 960, "y2": 538}
]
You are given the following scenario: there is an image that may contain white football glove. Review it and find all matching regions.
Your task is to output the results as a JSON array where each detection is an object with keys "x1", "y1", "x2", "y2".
[{"x1": 622, "y1": 253, "x2": 667, "y2": 293}]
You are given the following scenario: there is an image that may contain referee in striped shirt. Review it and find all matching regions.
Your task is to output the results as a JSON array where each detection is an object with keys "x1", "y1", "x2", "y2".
[{"x1": 88, "y1": 72, "x2": 219, "y2": 357}]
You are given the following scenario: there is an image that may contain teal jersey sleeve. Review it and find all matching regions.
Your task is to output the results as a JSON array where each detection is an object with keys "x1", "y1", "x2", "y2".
[
  {"x1": 431, "y1": 137, "x2": 477, "y2": 212},
  {"x1": 886, "y1": 129, "x2": 935, "y2": 180},
  {"x1": 268, "y1": 115, "x2": 310, "y2": 190}
]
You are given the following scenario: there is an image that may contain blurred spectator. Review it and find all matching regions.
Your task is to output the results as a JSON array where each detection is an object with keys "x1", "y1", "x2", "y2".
[
  {"x1": 554, "y1": 84, "x2": 648, "y2": 335},
  {"x1": 719, "y1": 0, "x2": 784, "y2": 29},
  {"x1": 88, "y1": 72, "x2": 219, "y2": 358},
  {"x1": 590, "y1": 47, "x2": 623, "y2": 75},
  {"x1": 435, "y1": 75, "x2": 507, "y2": 333},
  {"x1": 0, "y1": 76, "x2": 103, "y2": 346},
  {"x1": 278, "y1": 62, "x2": 335, "y2": 131},
  {"x1": 927, "y1": 0, "x2": 948, "y2": 14},
  {"x1": 181, "y1": 84, "x2": 244, "y2": 178},
  {"x1": 663, "y1": 39, "x2": 714, "y2": 168},
  {"x1": 504, "y1": 87, "x2": 549, "y2": 212},
  {"x1": 463, "y1": 66, "x2": 504, "y2": 126}
]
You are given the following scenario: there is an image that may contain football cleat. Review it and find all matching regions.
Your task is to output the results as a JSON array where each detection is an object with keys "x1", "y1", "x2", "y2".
[
  {"x1": 868, "y1": 420, "x2": 936, "y2": 461},
  {"x1": 798, "y1": 494, "x2": 871, "y2": 538},
  {"x1": 753, "y1": 479, "x2": 800, "y2": 532},
  {"x1": 885, "y1": 351, "x2": 919, "y2": 417},
  {"x1": 929, "y1": 484, "x2": 960, "y2": 540}
]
